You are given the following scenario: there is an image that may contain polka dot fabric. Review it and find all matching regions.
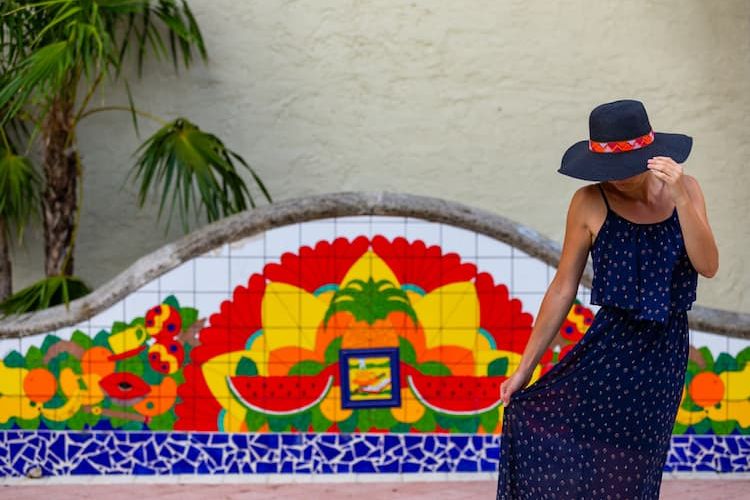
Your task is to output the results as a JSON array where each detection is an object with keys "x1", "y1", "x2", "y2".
[
  {"x1": 589, "y1": 183, "x2": 698, "y2": 324},
  {"x1": 495, "y1": 183, "x2": 699, "y2": 499}
]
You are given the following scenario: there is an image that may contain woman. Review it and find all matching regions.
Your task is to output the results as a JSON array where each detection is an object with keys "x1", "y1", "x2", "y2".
[{"x1": 495, "y1": 99, "x2": 719, "y2": 499}]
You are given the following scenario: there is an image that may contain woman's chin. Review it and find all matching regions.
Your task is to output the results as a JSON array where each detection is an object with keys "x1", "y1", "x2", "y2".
[{"x1": 608, "y1": 172, "x2": 648, "y2": 190}]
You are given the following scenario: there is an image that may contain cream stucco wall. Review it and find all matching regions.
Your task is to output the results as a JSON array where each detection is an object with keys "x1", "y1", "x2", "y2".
[{"x1": 11, "y1": 0, "x2": 749, "y2": 314}]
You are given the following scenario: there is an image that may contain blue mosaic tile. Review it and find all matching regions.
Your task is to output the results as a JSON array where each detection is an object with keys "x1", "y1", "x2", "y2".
[
  {"x1": 0, "y1": 432, "x2": 747, "y2": 477},
  {"x1": 279, "y1": 460, "x2": 294, "y2": 473},
  {"x1": 480, "y1": 458, "x2": 495, "y2": 471},
  {"x1": 255, "y1": 461, "x2": 278, "y2": 473},
  {"x1": 211, "y1": 434, "x2": 229, "y2": 445},
  {"x1": 694, "y1": 436, "x2": 714, "y2": 450},
  {"x1": 336, "y1": 462, "x2": 351, "y2": 473},
  {"x1": 133, "y1": 463, "x2": 156, "y2": 476},
  {"x1": 401, "y1": 461, "x2": 421, "y2": 473},
  {"x1": 352, "y1": 458, "x2": 376, "y2": 473},
  {"x1": 89, "y1": 452, "x2": 111, "y2": 469},
  {"x1": 381, "y1": 455, "x2": 404, "y2": 470}
]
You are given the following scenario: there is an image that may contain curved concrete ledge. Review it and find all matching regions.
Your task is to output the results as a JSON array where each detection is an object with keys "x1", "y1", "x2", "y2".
[{"x1": 0, "y1": 191, "x2": 747, "y2": 339}]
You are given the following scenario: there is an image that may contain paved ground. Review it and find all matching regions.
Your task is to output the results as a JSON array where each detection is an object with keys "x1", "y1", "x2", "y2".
[{"x1": 4, "y1": 479, "x2": 750, "y2": 500}]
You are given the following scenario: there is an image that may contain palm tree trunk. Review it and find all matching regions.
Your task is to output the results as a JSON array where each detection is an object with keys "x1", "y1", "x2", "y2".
[
  {"x1": 0, "y1": 219, "x2": 11, "y2": 301},
  {"x1": 41, "y1": 96, "x2": 78, "y2": 276}
]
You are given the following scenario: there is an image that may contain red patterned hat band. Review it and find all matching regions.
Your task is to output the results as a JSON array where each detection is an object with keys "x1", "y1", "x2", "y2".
[{"x1": 588, "y1": 129, "x2": 655, "y2": 154}]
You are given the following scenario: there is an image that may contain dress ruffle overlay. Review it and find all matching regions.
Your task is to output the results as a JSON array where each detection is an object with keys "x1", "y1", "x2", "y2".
[{"x1": 496, "y1": 184, "x2": 699, "y2": 499}]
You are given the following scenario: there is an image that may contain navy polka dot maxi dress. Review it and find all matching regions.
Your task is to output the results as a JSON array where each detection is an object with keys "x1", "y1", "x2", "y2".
[{"x1": 496, "y1": 183, "x2": 699, "y2": 499}]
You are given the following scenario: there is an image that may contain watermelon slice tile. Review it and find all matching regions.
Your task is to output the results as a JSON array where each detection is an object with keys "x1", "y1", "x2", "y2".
[
  {"x1": 227, "y1": 364, "x2": 338, "y2": 416},
  {"x1": 405, "y1": 365, "x2": 507, "y2": 415}
]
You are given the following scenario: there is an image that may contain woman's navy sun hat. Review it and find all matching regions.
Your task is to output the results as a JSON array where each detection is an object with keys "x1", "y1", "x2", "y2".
[{"x1": 558, "y1": 99, "x2": 693, "y2": 181}]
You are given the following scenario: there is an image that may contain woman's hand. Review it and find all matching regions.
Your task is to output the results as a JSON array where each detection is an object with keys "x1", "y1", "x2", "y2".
[
  {"x1": 646, "y1": 156, "x2": 689, "y2": 205},
  {"x1": 499, "y1": 366, "x2": 534, "y2": 407},
  {"x1": 648, "y1": 156, "x2": 719, "y2": 278}
]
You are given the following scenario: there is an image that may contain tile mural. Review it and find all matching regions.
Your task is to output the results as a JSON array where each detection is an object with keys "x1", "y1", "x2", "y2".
[{"x1": 1, "y1": 216, "x2": 748, "y2": 478}]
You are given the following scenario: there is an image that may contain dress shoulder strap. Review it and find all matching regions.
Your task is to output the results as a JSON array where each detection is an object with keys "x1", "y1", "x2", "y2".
[{"x1": 596, "y1": 183, "x2": 611, "y2": 211}]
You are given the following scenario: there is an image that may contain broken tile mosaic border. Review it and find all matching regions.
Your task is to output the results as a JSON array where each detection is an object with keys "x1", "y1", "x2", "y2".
[{"x1": 1, "y1": 431, "x2": 748, "y2": 478}]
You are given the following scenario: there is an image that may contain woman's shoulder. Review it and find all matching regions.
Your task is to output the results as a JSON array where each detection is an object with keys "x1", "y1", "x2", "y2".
[
  {"x1": 681, "y1": 174, "x2": 710, "y2": 219},
  {"x1": 682, "y1": 173, "x2": 702, "y2": 193},
  {"x1": 568, "y1": 183, "x2": 607, "y2": 221},
  {"x1": 568, "y1": 183, "x2": 602, "y2": 206},
  {"x1": 564, "y1": 184, "x2": 607, "y2": 246}
]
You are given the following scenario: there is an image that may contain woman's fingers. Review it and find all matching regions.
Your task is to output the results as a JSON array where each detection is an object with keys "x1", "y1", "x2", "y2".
[
  {"x1": 647, "y1": 160, "x2": 674, "y2": 180},
  {"x1": 647, "y1": 156, "x2": 682, "y2": 180},
  {"x1": 502, "y1": 380, "x2": 512, "y2": 406},
  {"x1": 648, "y1": 168, "x2": 669, "y2": 180},
  {"x1": 647, "y1": 156, "x2": 688, "y2": 203}
]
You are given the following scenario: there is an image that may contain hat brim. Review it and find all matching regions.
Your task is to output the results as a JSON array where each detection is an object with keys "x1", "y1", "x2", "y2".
[{"x1": 558, "y1": 132, "x2": 693, "y2": 181}]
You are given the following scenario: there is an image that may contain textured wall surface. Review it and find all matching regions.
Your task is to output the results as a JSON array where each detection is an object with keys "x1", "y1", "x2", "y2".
[{"x1": 11, "y1": 0, "x2": 749, "y2": 313}]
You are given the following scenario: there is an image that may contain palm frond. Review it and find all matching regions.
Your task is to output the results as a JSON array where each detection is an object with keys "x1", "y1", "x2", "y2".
[
  {"x1": 0, "y1": 40, "x2": 73, "y2": 125},
  {"x1": 94, "y1": 0, "x2": 150, "y2": 14},
  {"x1": 128, "y1": 117, "x2": 271, "y2": 233},
  {"x1": 0, "y1": 144, "x2": 41, "y2": 241},
  {"x1": 94, "y1": 0, "x2": 208, "y2": 78},
  {"x1": 123, "y1": 79, "x2": 140, "y2": 136},
  {"x1": 0, "y1": 274, "x2": 90, "y2": 315},
  {"x1": 0, "y1": 0, "x2": 208, "y2": 123}
]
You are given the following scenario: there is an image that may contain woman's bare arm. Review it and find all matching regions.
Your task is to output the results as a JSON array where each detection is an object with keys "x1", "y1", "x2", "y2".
[
  {"x1": 515, "y1": 187, "x2": 595, "y2": 377},
  {"x1": 647, "y1": 158, "x2": 719, "y2": 278},
  {"x1": 675, "y1": 175, "x2": 719, "y2": 278}
]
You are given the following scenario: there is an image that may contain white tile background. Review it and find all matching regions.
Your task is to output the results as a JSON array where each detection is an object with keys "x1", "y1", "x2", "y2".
[{"x1": 1, "y1": 216, "x2": 746, "y2": 359}]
